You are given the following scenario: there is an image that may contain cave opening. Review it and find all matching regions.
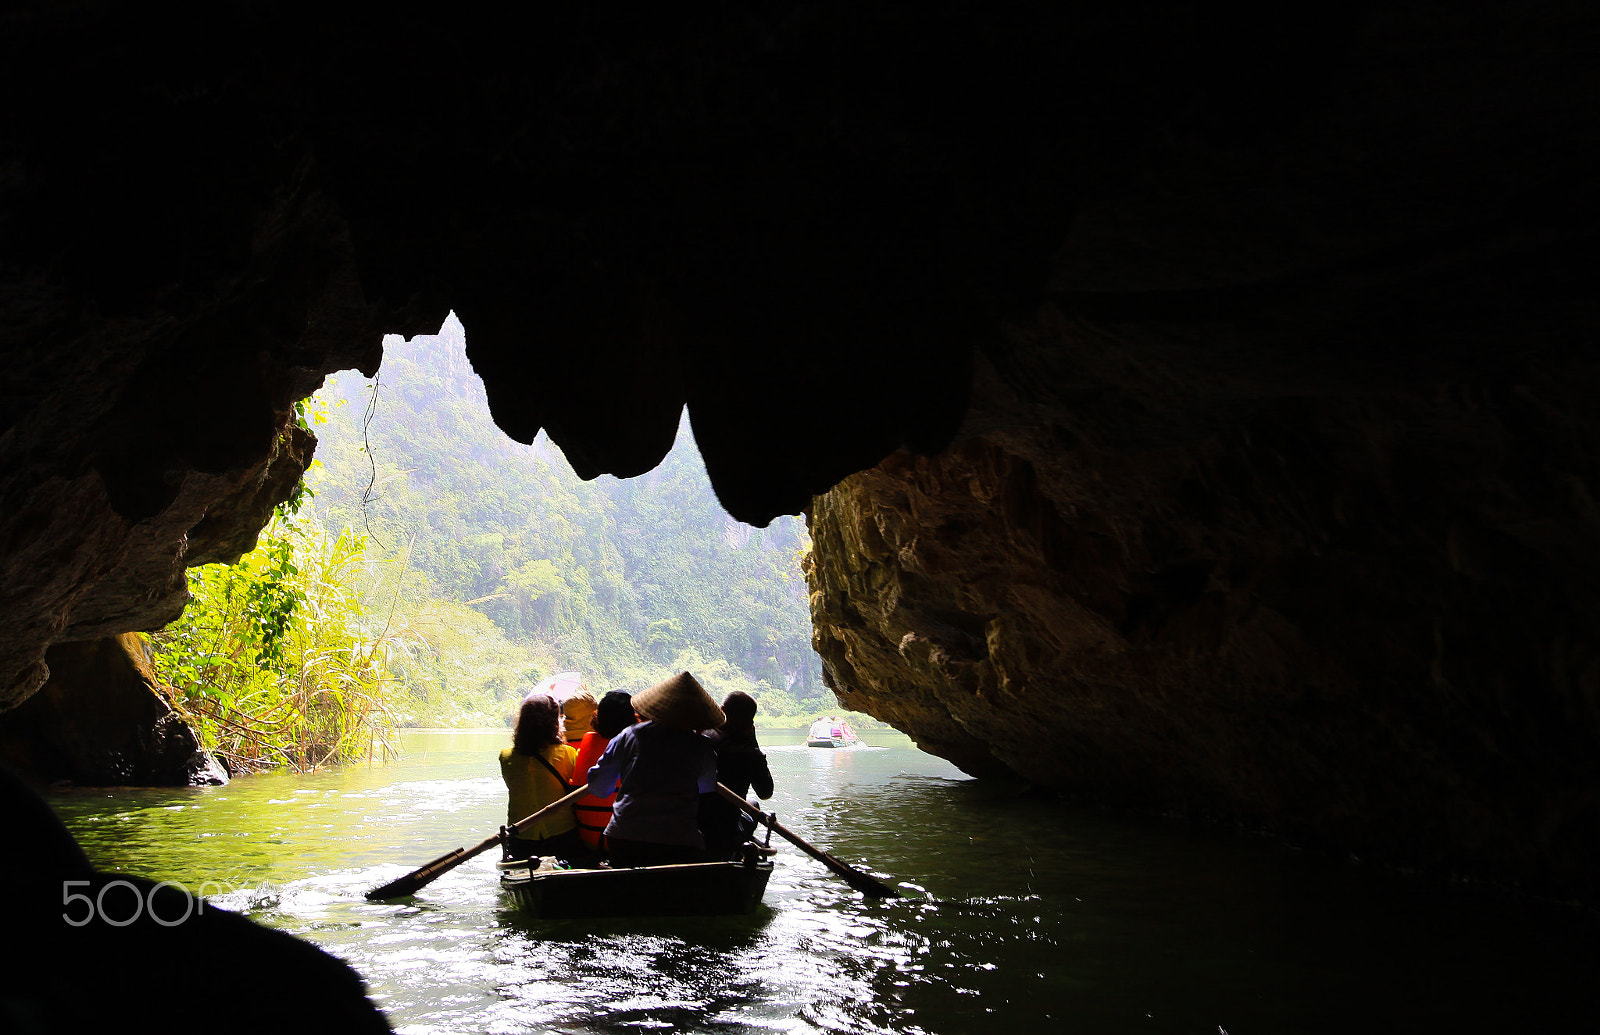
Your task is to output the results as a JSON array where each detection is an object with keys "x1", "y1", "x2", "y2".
[{"x1": 286, "y1": 313, "x2": 833, "y2": 742}]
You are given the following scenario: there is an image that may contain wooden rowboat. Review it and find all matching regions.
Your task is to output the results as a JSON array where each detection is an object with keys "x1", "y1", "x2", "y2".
[
  {"x1": 369, "y1": 784, "x2": 896, "y2": 905},
  {"x1": 498, "y1": 856, "x2": 774, "y2": 918}
]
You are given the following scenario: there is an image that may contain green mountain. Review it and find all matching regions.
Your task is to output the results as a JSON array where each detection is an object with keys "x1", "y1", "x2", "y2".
[{"x1": 306, "y1": 315, "x2": 825, "y2": 723}]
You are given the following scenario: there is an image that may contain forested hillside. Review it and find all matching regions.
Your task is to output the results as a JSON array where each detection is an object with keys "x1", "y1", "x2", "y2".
[{"x1": 306, "y1": 315, "x2": 827, "y2": 725}]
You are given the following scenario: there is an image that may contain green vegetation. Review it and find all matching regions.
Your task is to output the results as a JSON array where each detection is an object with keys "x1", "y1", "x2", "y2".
[
  {"x1": 311, "y1": 317, "x2": 829, "y2": 726},
  {"x1": 151, "y1": 499, "x2": 408, "y2": 773},
  {"x1": 155, "y1": 314, "x2": 834, "y2": 766}
]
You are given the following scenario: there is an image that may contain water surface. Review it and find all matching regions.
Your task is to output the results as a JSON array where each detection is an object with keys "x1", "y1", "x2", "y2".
[{"x1": 52, "y1": 729, "x2": 1600, "y2": 1033}]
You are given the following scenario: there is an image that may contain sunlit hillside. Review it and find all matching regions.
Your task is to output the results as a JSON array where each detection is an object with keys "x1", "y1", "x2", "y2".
[{"x1": 305, "y1": 315, "x2": 827, "y2": 727}]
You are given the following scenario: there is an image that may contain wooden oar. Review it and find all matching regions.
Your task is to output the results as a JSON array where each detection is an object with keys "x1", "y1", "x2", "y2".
[
  {"x1": 365, "y1": 785, "x2": 588, "y2": 900},
  {"x1": 717, "y1": 783, "x2": 899, "y2": 898}
]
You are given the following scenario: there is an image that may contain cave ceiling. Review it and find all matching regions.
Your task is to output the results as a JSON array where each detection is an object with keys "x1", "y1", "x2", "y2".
[{"x1": 0, "y1": 1, "x2": 1364, "y2": 692}]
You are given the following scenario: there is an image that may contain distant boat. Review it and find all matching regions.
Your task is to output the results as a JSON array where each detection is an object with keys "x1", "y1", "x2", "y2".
[{"x1": 805, "y1": 718, "x2": 859, "y2": 748}]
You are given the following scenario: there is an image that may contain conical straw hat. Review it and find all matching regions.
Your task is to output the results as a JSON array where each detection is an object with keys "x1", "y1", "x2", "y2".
[{"x1": 631, "y1": 671, "x2": 725, "y2": 731}]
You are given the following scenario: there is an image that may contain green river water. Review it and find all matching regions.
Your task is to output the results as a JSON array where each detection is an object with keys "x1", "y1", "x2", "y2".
[{"x1": 50, "y1": 729, "x2": 1599, "y2": 1034}]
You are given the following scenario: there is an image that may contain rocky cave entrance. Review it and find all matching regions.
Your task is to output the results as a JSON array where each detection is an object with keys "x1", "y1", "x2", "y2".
[{"x1": 4, "y1": 0, "x2": 1598, "y2": 920}]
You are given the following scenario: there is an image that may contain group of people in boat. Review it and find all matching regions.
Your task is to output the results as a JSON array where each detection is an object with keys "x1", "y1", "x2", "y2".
[
  {"x1": 806, "y1": 715, "x2": 857, "y2": 743},
  {"x1": 498, "y1": 671, "x2": 773, "y2": 869}
]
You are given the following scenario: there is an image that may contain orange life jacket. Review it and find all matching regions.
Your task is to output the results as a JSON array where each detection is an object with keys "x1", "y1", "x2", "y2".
[
  {"x1": 571, "y1": 732, "x2": 617, "y2": 851},
  {"x1": 573, "y1": 790, "x2": 616, "y2": 850}
]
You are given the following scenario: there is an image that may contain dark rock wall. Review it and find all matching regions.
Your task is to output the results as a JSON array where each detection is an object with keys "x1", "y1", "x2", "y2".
[
  {"x1": 1, "y1": 0, "x2": 384, "y2": 706},
  {"x1": 0, "y1": 633, "x2": 225, "y2": 786},
  {"x1": 811, "y1": 342, "x2": 1600, "y2": 897}
]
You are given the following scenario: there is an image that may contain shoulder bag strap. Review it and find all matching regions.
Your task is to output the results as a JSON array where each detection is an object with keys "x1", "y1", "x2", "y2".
[{"x1": 531, "y1": 751, "x2": 574, "y2": 790}]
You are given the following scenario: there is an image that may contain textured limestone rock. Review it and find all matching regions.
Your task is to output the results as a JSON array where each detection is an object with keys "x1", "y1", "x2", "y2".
[
  {"x1": 809, "y1": 0, "x2": 1600, "y2": 899},
  {"x1": 0, "y1": 88, "x2": 381, "y2": 709},
  {"x1": 0, "y1": 633, "x2": 225, "y2": 786},
  {"x1": 812, "y1": 333, "x2": 1600, "y2": 899}
]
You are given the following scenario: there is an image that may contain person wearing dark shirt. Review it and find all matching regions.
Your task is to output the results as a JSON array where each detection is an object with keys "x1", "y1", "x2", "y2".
[
  {"x1": 700, "y1": 690, "x2": 775, "y2": 859},
  {"x1": 585, "y1": 672, "x2": 724, "y2": 867}
]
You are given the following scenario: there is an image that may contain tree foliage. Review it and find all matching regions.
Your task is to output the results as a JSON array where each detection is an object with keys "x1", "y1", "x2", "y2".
[
  {"x1": 153, "y1": 313, "x2": 832, "y2": 765},
  {"x1": 307, "y1": 314, "x2": 829, "y2": 724},
  {"x1": 152, "y1": 506, "x2": 405, "y2": 772}
]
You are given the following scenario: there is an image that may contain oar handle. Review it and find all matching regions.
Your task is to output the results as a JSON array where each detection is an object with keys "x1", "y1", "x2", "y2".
[
  {"x1": 715, "y1": 783, "x2": 899, "y2": 898},
  {"x1": 366, "y1": 784, "x2": 589, "y2": 900},
  {"x1": 507, "y1": 784, "x2": 589, "y2": 838}
]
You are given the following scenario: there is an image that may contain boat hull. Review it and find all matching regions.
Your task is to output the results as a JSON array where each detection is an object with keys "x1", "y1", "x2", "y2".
[
  {"x1": 500, "y1": 858, "x2": 773, "y2": 918},
  {"x1": 806, "y1": 736, "x2": 856, "y2": 748}
]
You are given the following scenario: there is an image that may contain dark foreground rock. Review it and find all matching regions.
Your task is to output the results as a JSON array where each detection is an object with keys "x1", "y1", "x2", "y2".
[{"x1": 0, "y1": 767, "x2": 390, "y2": 1034}]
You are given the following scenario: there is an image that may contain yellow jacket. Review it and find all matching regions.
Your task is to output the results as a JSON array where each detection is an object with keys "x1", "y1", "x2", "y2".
[{"x1": 499, "y1": 743, "x2": 578, "y2": 839}]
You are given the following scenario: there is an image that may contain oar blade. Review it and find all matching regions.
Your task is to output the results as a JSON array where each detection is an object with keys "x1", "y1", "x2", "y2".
[
  {"x1": 365, "y1": 846, "x2": 468, "y2": 901},
  {"x1": 718, "y1": 783, "x2": 901, "y2": 899},
  {"x1": 839, "y1": 867, "x2": 900, "y2": 899},
  {"x1": 365, "y1": 871, "x2": 427, "y2": 901},
  {"x1": 810, "y1": 846, "x2": 900, "y2": 898},
  {"x1": 363, "y1": 787, "x2": 586, "y2": 902}
]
